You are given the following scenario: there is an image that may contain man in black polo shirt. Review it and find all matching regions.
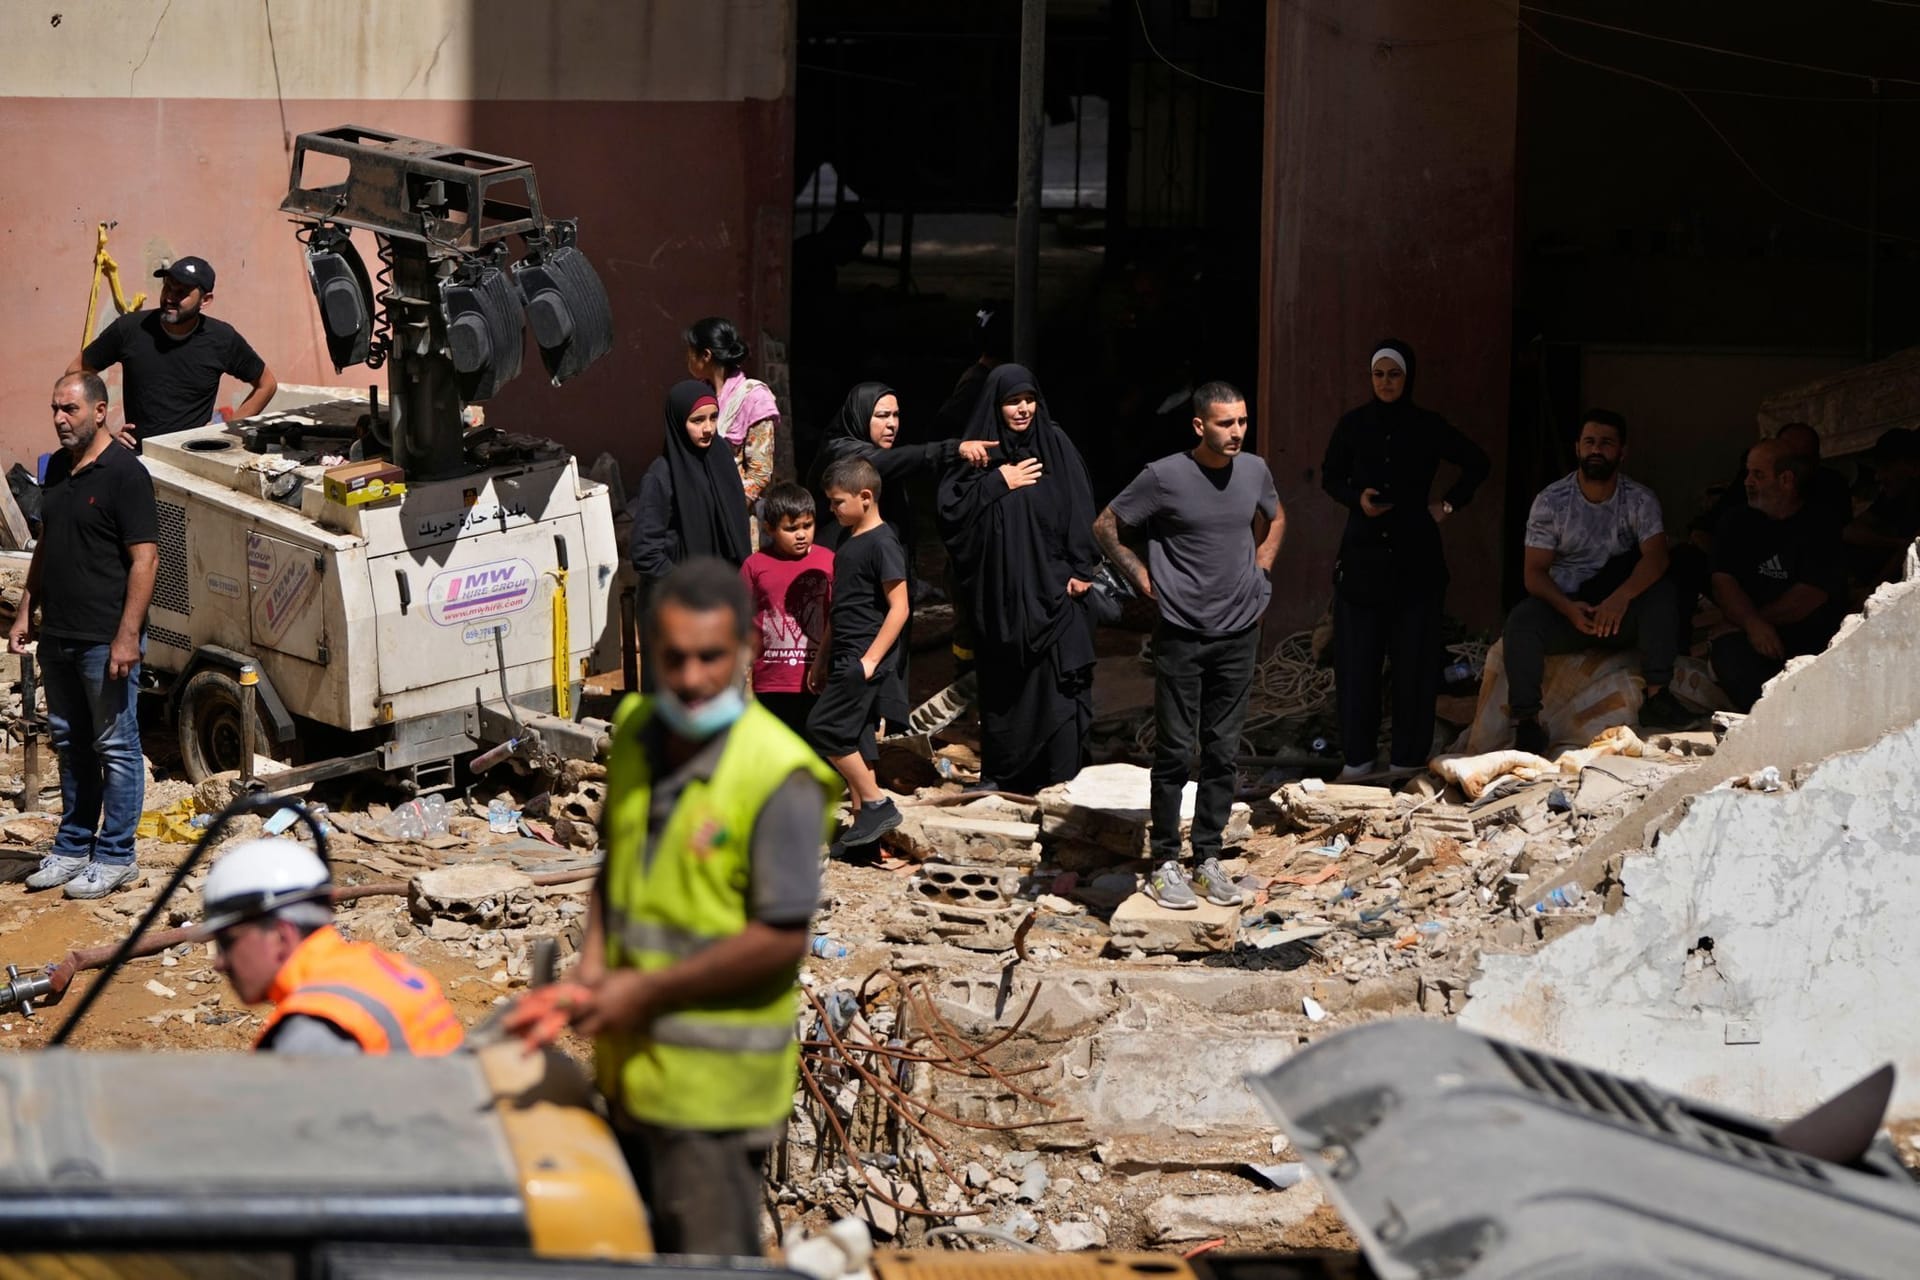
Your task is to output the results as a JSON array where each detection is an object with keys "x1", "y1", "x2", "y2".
[
  {"x1": 70, "y1": 255, "x2": 277, "y2": 445},
  {"x1": 9, "y1": 372, "x2": 158, "y2": 899},
  {"x1": 1710, "y1": 438, "x2": 1847, "y2": 712}
]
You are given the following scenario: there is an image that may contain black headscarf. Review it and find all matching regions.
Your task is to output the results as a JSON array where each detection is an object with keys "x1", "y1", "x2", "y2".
[
  {"x1": 805, "y1": 380, "x2": 894, "y2": 495},
  {"x1": 938, "y1": 364, "x2": 1098, "y2": 662},
  {"x1": 661, "y1": 378, "x2": 751, "y2": 564}
]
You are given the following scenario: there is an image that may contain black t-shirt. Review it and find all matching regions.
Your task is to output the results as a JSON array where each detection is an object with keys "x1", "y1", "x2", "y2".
[
  {"x1": 828, "y1": 523, "x2": 908, "y2": 667},
  {"x1": 82, "y1": 311, "x2": 266, "y2": 438},
  {"x1": 1713, "y1": 504, "x2": 1845, "y2": 648},
  {"x1": 39, "y1": 442, "x2": 159, "y2": 642}
]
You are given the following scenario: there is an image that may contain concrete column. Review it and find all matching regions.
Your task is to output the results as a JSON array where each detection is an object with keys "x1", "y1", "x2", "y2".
[{"x1": 1256, "y1": 1, "x2": 1518, "y2": 635}]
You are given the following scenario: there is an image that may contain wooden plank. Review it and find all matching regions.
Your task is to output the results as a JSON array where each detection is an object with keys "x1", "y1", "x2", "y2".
[{"x1": 0, "y1": 480, "x2": 30, "y2": 551}]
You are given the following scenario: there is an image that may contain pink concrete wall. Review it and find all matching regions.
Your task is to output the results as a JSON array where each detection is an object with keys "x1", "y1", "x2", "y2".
[
  {"x1": 0, "y1": 94, "x2": 792, "y2": 490},
  {"x1": 1257, "y1": 2, "x2": 1518, "y2": 632}
]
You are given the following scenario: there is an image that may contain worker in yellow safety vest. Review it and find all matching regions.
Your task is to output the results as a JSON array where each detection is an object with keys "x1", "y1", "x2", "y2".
[
  {"x1": 201, "y1": 839, "x2": 464, "y2": 1055},
  {"x1": 507, "y1": 556, "x2": 837, "y2": 1257}
]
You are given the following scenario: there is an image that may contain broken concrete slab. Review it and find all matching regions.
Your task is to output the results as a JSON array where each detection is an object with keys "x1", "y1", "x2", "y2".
[
  {"x1": 881, "y1": 899, "x2": 1026, "y2": 952},
  {"x1": 1040, "y1": 764, "x2": 1253, "y2": 856},
  {"x1": 1108, "y1": 892, "x2": 1239, "y2": 954},
  {"x1": 1572, "y1": 756, "x2": 1671, "y2": 816},
  {"x1": 932, "y1": 970, "x2": 1122, "y2": 1040},
  {"x1": 1566, "y1": 571, "x2": 1920, "y2": 902},
  {"x1": 1464, "y1": 716, "x2": 1920, "y2": 1123},
  {"x1": 884, "y1": 809, "x2": 1041, "y2": 866},
  {"x1": 1272, "y1": 781, "x2": 1397, "y2": 831},
  {"x1": 1143, "y1": 1183, "x2": 1327, "y2": 1248},
  {"x1": 408, "y1": 864, "x2": 535, "y2": 926}
]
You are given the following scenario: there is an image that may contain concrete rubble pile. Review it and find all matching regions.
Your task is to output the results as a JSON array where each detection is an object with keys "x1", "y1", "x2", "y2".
[{"x1": 773, "y1": 727, "x2": 1731, "y2": 1249}]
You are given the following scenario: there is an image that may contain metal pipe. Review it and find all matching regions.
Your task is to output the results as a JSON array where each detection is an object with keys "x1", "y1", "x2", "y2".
[
  {"x1": 31, "y1": 864, "x2": 599, "y2": 1004},
  {"x1": 1013, "y1": 0, "x2": 1048, "y2": 366},
  {"x1": 619, "y1": 587, "x2": 639, "y2": 695},
  {"x1": 18, "y1": 652, "x2": 40, "y2": 814},
  {"x1": 238, "y1": 663, "x2": 259, "y2": 784}
]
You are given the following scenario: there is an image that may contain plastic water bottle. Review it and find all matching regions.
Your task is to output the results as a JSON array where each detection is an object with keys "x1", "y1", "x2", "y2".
[
  {"x1": 809, "y1": 934, "x2": 850, "y2": 959},
  {"x1": 385, "y1": 795, "x2": 450, "y2": 840},
  {"x1": 487, "y1": 798, "x2": 519, "y2": 833},
  {"x1": 1532, "y1": 885, "x2": 1584, "y2": 913},
  {"x1": 387, "y1": 802, "x2": 426, "y2": 840}
]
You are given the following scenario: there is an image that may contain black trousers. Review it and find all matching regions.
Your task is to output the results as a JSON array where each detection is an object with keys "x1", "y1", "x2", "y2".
[
  {"x1": 1333, "y1": 589, "x2": 1442, "y2": 770},
  {"x1": 1709, "y1": 632, "x2": 1781, "y2": 712},
  {"x1": 1502, "y1": 577, "x2": 1678, "y2": 720},
  {"x1": 617, "y1": 1121, "x2": 773, "y2": 1257},
  {"x1": 1150, "y1": 622, "x2": 1260, "y2": 861}
]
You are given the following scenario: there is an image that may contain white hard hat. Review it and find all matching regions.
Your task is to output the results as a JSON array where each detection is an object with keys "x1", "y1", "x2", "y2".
[{"x1": 200, "y1": 839, "x2": 332, "y2": 934}]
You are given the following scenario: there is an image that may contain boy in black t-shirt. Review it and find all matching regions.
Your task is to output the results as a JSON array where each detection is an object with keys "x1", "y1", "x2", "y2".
[{"x1": 807, "y1": 458, "x2": 909, "y2": 848}]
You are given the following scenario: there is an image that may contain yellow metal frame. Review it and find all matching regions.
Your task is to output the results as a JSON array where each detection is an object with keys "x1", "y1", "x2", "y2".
[
  {"x1": 549, "y1": 566, "x2": 571, "y2": 719},
  {"x1": 83, "y1": 221, "x2": 146, "y2": 349}
]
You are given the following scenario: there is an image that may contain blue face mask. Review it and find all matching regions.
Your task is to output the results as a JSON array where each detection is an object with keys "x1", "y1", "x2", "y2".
[{"x1": 654, "y1": 683, "x2": 747, "y2": 741}]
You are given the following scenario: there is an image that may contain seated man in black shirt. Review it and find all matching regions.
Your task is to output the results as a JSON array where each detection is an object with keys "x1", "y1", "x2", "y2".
[
  {"x1": 1710, "y1": 439, "x2": 1847, "y2": 711},
  {"x1": 70, "y1": 255, "x2": 276, "y2": 446}
]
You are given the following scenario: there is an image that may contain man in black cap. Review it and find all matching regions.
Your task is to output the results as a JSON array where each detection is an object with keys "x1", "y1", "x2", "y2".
[{"x1": 69, "y1": 255, "x2": 277, "y2": 446}]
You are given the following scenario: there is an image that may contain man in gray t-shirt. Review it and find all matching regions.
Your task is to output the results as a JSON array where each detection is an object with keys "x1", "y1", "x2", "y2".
[
  {"x1": 1096, "y1": 381, "x2": 1284, "y2": 912},
  {"x1": 1503, "y1": 410, "x2": 1690, "y2": 753}
]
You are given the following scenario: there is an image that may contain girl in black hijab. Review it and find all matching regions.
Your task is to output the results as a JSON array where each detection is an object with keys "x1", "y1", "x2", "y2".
[
  {"x1": 1320, "y1": 340, "x2": 1490, "y2": 779},
  {"x1": 632, "y1": 379, "x2": 752, "y2": 581},
  {"x1": 938, "y1": 364, "x2": 1099, "y2": 793},
  {"x1": 808, "y1": 381, "x2": 993, "y2": 553}
]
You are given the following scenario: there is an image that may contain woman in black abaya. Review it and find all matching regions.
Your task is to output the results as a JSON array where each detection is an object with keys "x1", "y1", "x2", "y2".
[
  {"x1": 937, "y1": 365, "x2": 1098, "y2": 793},
  {"x1": 1320, "y1": 340, "x2": 1489, "y2": 778},
  {"x1": 807, "y1": 381, "x2": 993, "y2": 553},
  {"x1": 630, "y1": 379, "x2": 752, "y2": 690}
]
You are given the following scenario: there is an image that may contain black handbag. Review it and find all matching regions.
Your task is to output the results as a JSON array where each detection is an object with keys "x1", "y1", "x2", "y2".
[{"x1": 1084, "y1": 558, "x2": 1138, "y2": 627}]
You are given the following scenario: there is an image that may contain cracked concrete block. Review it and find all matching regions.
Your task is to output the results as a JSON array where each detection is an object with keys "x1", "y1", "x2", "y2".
[
  {"x1": 408, "y1": 864, "x2": 535, "y2": 925},
  {"x1": 1466, "y1": 717, "x2": 1920, "y2": 1122},
  {"x1": 885, "y1": 810, "x2": 1043, "y2": 865},
  {"x1": 912, "y1": 863, "x2": 1022, "y2": 910},
  {"x1": 930, "y1": 970, "x2": 1119, "y2": 1039},
  {"x1": 1143, "y1": 1184, "x2": 1327, "y2": 1248},
  {"x1": 1108, "y1": 892, "x2": 1239, "y2": 954},
  {"x1": 881, "y1": 899, "x2": 1024, "y2": 952}
]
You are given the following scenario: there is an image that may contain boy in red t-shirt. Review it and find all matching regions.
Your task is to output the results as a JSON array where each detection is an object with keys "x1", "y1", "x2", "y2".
[{"x1": 740, "y1": 482, "x2": 835, "y2": 742}]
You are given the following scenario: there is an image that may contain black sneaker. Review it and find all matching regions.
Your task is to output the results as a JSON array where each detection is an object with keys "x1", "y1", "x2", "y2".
[
  {"x1": 1513, "y1": 717, "x2": 1548, "y2": 756},
  {"x1": 1639, "y1": 688, "x2": 1696, "y2": 731},
  {"x1": 839, "y1": 798, "x2": 903, "y2": 848}
]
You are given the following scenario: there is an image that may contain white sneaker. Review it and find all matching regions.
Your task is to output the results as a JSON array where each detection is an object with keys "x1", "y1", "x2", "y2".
[
  {"x1": 24, "y1": 853, "x2": 89, "y2": 892},
  {"x1": 65, "y1": 861, "x2": 139, "y2": 900}
]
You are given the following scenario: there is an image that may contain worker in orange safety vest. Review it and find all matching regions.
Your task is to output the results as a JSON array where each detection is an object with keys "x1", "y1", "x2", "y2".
[{"x1": 200, "y1": 838, "x2": 464, "y2": 1055}]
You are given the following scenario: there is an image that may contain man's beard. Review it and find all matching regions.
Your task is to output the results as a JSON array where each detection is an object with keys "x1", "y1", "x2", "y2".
[{"x1": 1580, "y1": 454, "x2": 1619, "y2": 481}]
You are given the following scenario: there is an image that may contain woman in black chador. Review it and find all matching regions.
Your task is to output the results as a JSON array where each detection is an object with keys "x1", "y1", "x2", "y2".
[
  {"x1": 1320, "y1": 340, "x2": 1490, "y2": 779},
  {"x1": 937, "y1": 365, "x2": 1098, "y2": 793}
]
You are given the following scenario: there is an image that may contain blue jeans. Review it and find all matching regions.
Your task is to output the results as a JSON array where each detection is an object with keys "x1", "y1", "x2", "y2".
[{"x1": 40, "y1": 637, "x2": 144, "y2": 865}]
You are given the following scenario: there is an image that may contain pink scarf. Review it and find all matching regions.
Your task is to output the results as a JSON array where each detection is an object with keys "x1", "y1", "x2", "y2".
[{"x1": 717, "y1": 370, "x2": 780, "y2": 447}]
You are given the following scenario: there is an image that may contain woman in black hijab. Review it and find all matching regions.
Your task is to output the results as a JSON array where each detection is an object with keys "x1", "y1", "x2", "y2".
[
  {"x1": 631, "y1": 380, "x2": 752, "y2": 673},
  {"x1": 1320, "y1": 340, "x2": 1490, "y2": 779},
  {"x1": 808, "y1": 381, "x2": 992, "y2": 553},
  {"x1": 938, "y1": 364, "x2": 1099, "y2": 793}
]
